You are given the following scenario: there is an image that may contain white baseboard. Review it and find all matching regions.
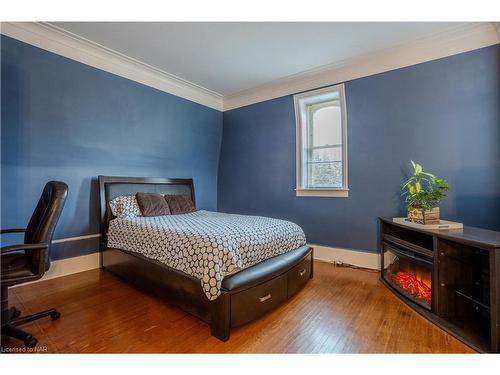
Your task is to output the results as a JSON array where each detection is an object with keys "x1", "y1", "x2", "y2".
[
  {"x1": 15, "y1": 244, "x2": 381, "y2": 286},
  {"x1": 12, "y1": 252, "x2": 101, "y2": 287},
  {"x1": 43, "y1": 252, "x2": 101, "y2": 281},
  {"x1": 311, "y1": 244, "x2": 381, "y2": 270}
]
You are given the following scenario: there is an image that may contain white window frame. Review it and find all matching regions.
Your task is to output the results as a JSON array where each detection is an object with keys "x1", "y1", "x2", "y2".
[{"x1": 294, "y1": 84, "x2": 348, "y2": 197}]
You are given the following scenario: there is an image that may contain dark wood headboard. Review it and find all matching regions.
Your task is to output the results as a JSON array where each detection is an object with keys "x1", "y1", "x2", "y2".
[{"x1": 97, "y1": 176, "x2": 195, "y2": 251}]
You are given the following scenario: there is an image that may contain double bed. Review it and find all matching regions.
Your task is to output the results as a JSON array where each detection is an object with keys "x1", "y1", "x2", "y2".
[{"x1": 98, "y1": 176, "x2": 313, "y2": 341}]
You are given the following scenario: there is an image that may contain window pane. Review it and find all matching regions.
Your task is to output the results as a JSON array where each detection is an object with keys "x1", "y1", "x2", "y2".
[
  {"x1": 307, "y1": 103, "x2": 343, "y2": 188},
  {"x1": 312, "y1": 105, "x2": 342, "y2": 147},
  {"x1": 294, "y1": 84, "x2": 348, "y2": 194},
  {"x1": 309, "y1": 162, "x2": 343, "y2": 188},
  {"x1": 311, "y1": 146, "x2": 342, "y2": 163}
]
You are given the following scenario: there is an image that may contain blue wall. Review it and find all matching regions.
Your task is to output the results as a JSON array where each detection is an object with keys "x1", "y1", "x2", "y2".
[
  {"x1": 1, "y1": 35, "x2": 223, "y2": 260},
  {"x1": 2, "y1": 35, "x2": 498, "y2": 258},
  {"x1": 219, "y1": 45, "x2": 500, "y2": 252}
]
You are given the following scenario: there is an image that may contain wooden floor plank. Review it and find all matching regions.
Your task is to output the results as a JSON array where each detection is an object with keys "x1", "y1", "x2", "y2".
[{"x1": 1, "y1": 262, "x2": 474, "y2": 353}]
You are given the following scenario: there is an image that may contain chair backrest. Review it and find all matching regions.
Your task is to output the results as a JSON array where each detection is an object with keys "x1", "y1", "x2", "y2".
[{"x1": 24, "y1": 181, "x2": 68, "y2": 271}]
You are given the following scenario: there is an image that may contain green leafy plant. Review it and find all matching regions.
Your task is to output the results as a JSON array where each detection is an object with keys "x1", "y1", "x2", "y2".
[{"x1": 402, "y1": 161, "x2": 449, "y2": 211}]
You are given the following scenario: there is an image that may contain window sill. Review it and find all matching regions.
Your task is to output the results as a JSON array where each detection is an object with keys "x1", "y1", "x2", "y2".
[{"x1": 295, "y1": 188, "x2": 349, "y2": 198}]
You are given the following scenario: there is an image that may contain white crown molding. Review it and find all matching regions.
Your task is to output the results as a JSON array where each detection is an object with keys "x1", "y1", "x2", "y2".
[
  {"x1": 495, "y1": 22, "x2": 500, "y2": 39},
  {"x1": 223, "y1": 23, "x2": 500, "y2": 111},
  {"x1": 1, "y1": 22, "x2": 498, "y2": 113},
  {"x1": 0, "y1": 22, "x2": 224, "y2": 111}
]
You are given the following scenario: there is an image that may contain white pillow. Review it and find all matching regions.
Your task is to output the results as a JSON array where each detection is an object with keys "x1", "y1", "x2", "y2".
[{"x1": 109, "y1": 195, "x2": 142, "y2": 218}]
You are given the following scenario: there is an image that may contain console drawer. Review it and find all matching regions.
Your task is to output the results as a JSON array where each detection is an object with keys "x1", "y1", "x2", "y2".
[
  {"x1": 230, "y1": 273, "x2": 287, "y2": 327},
  {"x1": 287, "y1": 255, "x2": 312, "y2": 298}
]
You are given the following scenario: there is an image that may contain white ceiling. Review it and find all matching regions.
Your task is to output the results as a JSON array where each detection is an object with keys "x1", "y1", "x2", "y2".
[{"x1": 51, "y1": 22, "x2": 470, "y2": 96}]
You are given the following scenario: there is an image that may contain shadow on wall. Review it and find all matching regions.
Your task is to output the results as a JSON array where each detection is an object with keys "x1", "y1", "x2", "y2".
[
  {"x1": 456, "y1": 167, "x2": 500, "y2": 231},
  {"x1": 47, "y1": 178, "x2": 100, "y2": 260},
  {"x1": 71, "y1": 176, "x2": 101, "y2": 235},
  {"x1": 455, "y1": 64, "x2": 500, "y2": 231},
  {"x1": 1, "y1": 59, "x2": 23, "y2": 167},
  {"x1": 456, "y1": 195, "x2": 500, "y2": 231}
]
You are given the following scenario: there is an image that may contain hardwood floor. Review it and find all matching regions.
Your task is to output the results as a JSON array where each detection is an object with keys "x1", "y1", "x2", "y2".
[{"x1": 1, "y1": 261, "x2": 474, "y2": 353}]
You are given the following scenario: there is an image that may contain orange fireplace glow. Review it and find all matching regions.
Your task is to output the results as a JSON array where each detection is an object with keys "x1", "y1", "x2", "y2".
[
  {"x1": 382, "y1": 244, "x2": 433, "y2": 309},
  {"x1": 393, "y1": 271, "x2": 431, "y2": 303}
]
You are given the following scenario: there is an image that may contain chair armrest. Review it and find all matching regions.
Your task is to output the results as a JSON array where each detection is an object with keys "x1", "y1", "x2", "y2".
[
  {"x1": 1, "y1": 243, "x2": 49, "y2": 255},
  {"x1": 1, "y1": 228, "x2": 26, "y2": 234}
]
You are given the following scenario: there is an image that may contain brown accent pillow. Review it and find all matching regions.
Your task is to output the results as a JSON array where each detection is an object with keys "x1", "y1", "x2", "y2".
[
  {"x1": 164, "y1": 194, "x2": 196, "y2": 215},
  {"x1": 135, "y1": 192, "x2": 171, "y2": 217}
]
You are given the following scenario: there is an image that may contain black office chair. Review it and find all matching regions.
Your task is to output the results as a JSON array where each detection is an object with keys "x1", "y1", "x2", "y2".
[{"x1": 1, "y1": 181, "x2": 68, "y2": 348}]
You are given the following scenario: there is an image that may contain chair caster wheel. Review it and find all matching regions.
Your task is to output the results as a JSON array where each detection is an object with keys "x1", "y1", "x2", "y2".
[
  {"x1": 13, "y1": 308, "x2": 21, "y2": 318},
  {"x1": 50, "y1": 311, "x2": 61, "y2": 320},
  {"x1": 24, "y1": 335, "x2": 38, "y2": 348}
]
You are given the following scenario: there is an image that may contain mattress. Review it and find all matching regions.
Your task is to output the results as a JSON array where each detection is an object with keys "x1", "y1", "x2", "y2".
[{"x1": 107, "y1": 210, "x2": 306, "y2": 300}]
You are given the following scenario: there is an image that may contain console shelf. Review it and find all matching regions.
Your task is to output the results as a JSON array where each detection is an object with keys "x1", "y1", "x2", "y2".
[{"x1": 379, "y1": 218, "x2": 500, "y2": 353}]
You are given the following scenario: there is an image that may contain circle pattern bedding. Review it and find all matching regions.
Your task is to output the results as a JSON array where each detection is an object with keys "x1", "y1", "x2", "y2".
[{"x1": 107, "y1": 210, "x2": 306, "y2": 300}]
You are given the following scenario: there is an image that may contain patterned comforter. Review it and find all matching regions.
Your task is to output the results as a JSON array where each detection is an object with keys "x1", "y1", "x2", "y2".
[{"x1": 107, "y1": 210, "x2": 306, "y2": 300}]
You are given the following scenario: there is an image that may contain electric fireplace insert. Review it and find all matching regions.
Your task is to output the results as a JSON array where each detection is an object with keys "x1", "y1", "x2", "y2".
[
  {"x1": 379, "y1": 218, "x2": 500, "y2": 353},
  {"x1": 382, "y1": 242, "x2": 432, "y2": 310}
]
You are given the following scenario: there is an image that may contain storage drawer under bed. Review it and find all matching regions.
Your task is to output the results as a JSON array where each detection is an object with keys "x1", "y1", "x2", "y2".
[
  {"x1": 230, "y1": 273, "x2": 288, "y2": 327},
  {"x1": 287, "y1": 255, "x2": 312, "y2": 298},
  {"x1": 229, "y1": 251, "x2": 312, "y2": 328}
]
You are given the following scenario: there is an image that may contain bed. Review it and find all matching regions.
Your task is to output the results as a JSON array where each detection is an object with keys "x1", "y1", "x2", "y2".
[{"x1": 98, "y1": 176, "x2": 313, "y2": 341}]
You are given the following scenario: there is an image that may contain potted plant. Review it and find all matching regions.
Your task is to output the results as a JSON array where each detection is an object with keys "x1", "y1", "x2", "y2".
[{"x1": 402, "y1": 161, "x2": 449, "y2": 225}]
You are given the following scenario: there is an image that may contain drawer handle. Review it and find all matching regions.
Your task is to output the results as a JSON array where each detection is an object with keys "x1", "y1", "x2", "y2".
[
  {"x1": 299, "y1": 269, "x2": 306, "y2": 276},
  {"x1": 259, "y1": 293, "x2": 272, "y2": 302}
]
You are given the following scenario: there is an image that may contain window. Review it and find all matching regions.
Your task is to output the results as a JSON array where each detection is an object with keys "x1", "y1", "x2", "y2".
[{"x1": 294, "y1": 84, "x2": 348, "y2": 197}]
